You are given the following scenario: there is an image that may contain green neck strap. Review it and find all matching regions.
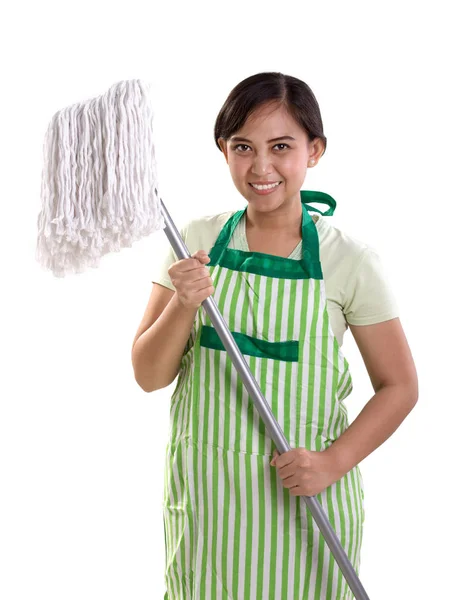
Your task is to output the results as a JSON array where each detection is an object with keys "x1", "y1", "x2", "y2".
[{"x1": 213, "y1": 189, "x2": 335, "y2": 249}]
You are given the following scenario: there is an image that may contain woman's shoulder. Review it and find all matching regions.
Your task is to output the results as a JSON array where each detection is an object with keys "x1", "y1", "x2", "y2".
[
  {"x1": 187, "y1": 210, "x2": 236, "y2": 229},
  {"x1": 314, "y1": 213, "x2": 373, "y2": 266},
  {"x1": 314, "y1": 213, "x2": 400, "y2": 320},
  {"x1": 182, "y1": 210, "x2": 237, "y2": 253},
  {"x1": 315, "y1": 213, "x2": 383, "y2": 292}
]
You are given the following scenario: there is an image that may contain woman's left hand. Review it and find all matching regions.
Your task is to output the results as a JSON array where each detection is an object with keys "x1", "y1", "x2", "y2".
[{"x1": 270, "y1": 447, "x2": 342, "y2": 497}]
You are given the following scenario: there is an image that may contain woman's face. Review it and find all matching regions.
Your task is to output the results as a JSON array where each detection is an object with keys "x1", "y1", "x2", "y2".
[{"x1": 218, "y1": 102, "x2": 323, "y2": 215}]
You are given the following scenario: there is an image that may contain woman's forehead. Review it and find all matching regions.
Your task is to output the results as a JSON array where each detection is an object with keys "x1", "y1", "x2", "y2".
[{"x1": 237, "y1": 105, "x2": 305, "y2": 140}]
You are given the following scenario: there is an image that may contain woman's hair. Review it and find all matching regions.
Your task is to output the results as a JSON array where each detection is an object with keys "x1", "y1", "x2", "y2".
[{"x1": 214, "y1": 72, "x2": 327, "y2": 157}]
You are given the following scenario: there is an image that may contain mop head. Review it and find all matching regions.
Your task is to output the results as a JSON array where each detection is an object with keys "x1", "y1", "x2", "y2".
[{"x1": 36, "y1": 79, "x2": 165, "y2": 278}]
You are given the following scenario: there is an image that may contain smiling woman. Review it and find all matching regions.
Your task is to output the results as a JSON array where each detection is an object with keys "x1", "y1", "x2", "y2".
[
  {"x1": 217, "y1": 98, "x2": 324, "y2": 233},
  {"x1": 132, "y1": 71, "x2": 418, "y2": 600}
]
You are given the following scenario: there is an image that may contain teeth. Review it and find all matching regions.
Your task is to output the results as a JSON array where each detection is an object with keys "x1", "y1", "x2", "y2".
[{"x1": 251, "y1": 182, "x2": 281, "y2": 190}]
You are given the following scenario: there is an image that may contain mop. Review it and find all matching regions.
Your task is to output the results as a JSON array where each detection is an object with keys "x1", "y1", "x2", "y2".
[{"x1": 35, "y1": 79, "x2": 370, "y2": 600}]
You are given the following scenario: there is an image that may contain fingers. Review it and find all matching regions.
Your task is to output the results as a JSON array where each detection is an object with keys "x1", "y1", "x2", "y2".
[
  {"x1": 176, "y1": 257, "x2": 209, "y2": 273},
  {"x1": 190, "y1": 270, "x2": 214, "y2": 290},
  {"x1": 193, "y1": 250, "x2": 211, "y2": 264},
  {"x1": 194, "y1": 250, "x2": 210, "y2": 260},
  {"x1": 168, "y1": 250, "x2": 214, "y2": 309},
  {"x1": 174, "y1": 251, "x2": 210, "y2": 273},
  {"x1": 270, "y1": 450, "x2": 280, "y2": 466}
]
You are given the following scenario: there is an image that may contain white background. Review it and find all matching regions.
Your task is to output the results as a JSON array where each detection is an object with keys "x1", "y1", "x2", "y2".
[{"x1": 1, "y1": 1, "x2": 449, "y2": 598}]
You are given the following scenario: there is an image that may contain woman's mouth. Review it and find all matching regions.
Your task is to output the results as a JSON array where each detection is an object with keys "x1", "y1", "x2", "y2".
[{"x1": 248, "y1": 181, "x2": 282, "y2": 195}]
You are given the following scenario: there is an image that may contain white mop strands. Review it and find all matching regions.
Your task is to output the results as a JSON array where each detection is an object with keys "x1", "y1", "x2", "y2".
[{"x1": 36, "y1": 79, "x2": 165, "y2": 278}]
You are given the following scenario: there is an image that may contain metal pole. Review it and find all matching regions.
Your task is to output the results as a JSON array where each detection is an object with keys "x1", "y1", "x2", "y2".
[{"x1": 160, "y1": 199, "x2": 370, "y2": 600}]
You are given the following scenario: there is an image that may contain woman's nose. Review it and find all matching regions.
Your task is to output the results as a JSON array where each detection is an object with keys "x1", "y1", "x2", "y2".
[{"x1": 252, "y1": 154, "x2": 273, "y2": 173}]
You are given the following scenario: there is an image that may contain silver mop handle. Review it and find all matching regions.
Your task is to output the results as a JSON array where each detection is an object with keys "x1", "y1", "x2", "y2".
[{"x1": 160, "y1": 199, "x2": 370, "y2": 600}]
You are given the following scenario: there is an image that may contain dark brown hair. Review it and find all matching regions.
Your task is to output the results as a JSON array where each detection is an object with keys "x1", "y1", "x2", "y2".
[{"x1": 214, "y1": 72, "x2": 327, "y2": 157}]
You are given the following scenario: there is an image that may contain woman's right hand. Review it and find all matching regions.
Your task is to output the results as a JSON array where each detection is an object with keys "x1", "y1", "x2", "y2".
[{"x1": 168, "y1": 250, "x2": 215, "y2": 309}]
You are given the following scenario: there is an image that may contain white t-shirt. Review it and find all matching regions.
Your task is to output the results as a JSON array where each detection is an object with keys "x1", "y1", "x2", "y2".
[{"x1": 152, "y1": 210, "x2": 400, "y2": 347}]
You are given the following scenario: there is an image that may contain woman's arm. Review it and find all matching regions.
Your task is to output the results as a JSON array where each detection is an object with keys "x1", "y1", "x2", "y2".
[
  {"x1": 325, "y1": 317, "x2": 419, "y2": 476},
  {"x1": 132, "y1": 284, "x2": 198, "y2": 393}
]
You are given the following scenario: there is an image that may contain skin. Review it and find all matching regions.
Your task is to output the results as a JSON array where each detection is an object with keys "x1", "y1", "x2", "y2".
[{"x1": 270, "y1": 447, "x2": 338, "y2": 498}]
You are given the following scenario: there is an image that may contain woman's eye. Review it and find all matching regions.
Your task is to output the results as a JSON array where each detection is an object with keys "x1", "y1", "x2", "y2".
[{"x1": 232, "y1": 143, "x2": 289, "y2": 152}]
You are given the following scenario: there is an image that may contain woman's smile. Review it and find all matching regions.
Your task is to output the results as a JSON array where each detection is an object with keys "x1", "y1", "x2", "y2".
[{"x1": 248, "y1": 181, "x2": 283, "y2": 195}]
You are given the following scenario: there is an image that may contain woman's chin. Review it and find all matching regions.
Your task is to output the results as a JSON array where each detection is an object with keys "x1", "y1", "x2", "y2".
[{"x1": 245, "y1": 194, "x2": 286, "y2": 209}]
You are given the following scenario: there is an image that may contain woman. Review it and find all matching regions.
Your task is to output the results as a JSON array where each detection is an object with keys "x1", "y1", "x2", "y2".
[{"x1": 131, "y1": 72, "x2": 418, "y2": 600}]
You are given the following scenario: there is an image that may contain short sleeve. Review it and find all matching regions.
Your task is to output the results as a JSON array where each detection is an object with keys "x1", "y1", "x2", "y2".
[
  {"x1": 151, "y1": 223, "x2": 189, "y2": 292},
  {"x1": 343, "y1": 247, "x2": 400, "y2": 326}
]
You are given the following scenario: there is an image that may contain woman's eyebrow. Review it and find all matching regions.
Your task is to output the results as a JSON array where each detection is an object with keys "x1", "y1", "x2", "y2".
[{"x1": 230, "y1": 135, "x2": 296, "y2": 143}]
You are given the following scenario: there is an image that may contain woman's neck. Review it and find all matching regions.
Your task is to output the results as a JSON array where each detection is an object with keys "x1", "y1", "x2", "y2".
[{"x1": 246, "y1": 201, "x2": 302, "y2": 236}]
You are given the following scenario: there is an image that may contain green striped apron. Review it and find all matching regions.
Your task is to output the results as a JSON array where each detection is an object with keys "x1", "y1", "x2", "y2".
[{"x1": 163, "y1": 190, "x2": 365, "y2": 600}]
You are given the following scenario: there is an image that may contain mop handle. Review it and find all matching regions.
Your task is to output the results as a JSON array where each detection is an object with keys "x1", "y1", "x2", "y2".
[{"x1": 160, "y1": 199, "x2": 370, "y2": 600}]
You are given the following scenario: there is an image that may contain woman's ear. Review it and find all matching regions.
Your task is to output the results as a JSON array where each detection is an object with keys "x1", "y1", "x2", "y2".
[{"x1": 309, "y1": 138, "x2": 325, "y2": 165}]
